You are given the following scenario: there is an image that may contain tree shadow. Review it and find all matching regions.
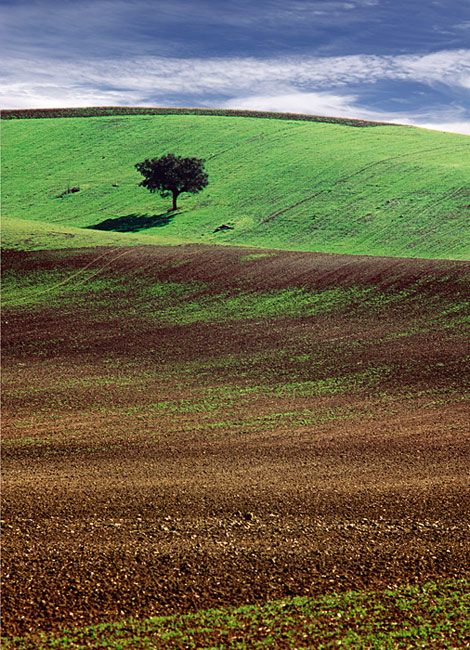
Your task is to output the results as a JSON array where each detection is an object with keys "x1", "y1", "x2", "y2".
[{"x1": 86, "y1": 212, "x2": 176, "y2": 233}]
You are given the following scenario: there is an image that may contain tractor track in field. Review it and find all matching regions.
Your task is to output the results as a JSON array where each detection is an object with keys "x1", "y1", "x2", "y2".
[
  {"x1": 260, "y1": 144, "x2": 468, "y2": 225},
  {"x1": 2, "y1": 247, "x2": 145, "y2": 307}
]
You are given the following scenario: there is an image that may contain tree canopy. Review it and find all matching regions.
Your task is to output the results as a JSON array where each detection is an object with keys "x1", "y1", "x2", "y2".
[{"x1": 135, "y1": 153, "x2": 208, "y2": 211}]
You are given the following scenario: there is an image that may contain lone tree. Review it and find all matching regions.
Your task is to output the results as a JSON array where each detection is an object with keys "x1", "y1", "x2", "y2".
[{"x1": 135, "y1": 153, "x2": 208, "y2": 211}]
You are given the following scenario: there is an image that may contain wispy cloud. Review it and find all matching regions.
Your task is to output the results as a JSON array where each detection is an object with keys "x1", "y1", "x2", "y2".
[{"x1": 2, "y1": 49, "x2": 469, "y2": 98}]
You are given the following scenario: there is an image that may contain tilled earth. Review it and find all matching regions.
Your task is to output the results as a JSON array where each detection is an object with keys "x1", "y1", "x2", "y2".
[{"x1": 2, "y1": 245, "x2": 469, "y2": 636}]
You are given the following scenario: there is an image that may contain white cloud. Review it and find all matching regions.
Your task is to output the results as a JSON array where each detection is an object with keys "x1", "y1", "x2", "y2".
[
  {"x1": 223, "y1": 91, "x2": 365, "y2": 119},
  {"x1": 394, "y1": 50, "x2": 470, "y2": 88},
  {"x1": 414, "y1": 122, "x2": 470, "y2": 135}
]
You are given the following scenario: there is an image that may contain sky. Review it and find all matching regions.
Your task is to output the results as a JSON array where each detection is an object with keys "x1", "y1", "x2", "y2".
[{"x1": 1, "y1": 0, "x2": 469, "y2": 134}]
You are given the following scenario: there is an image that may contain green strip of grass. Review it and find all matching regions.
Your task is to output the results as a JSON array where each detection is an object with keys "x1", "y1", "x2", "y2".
[
  {"x1": 3, "y1": 579, "x2": 469, "y2": 649},
  {"x1": 5, "y1": 267, "x2": 466, "y2": 330}
]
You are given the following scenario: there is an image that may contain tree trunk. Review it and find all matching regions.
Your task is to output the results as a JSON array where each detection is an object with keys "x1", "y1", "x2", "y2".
[{"x1": 172, "y1": 191, "x2": 179, "y2": 211}]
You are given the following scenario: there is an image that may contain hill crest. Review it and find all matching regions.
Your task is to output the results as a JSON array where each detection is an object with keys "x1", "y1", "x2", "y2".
[{"x1": 1, "y1": 106, "x2": 399, "y2": 128}]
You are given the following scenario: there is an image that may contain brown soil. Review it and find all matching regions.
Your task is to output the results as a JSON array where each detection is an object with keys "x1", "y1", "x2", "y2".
[{"x1": 2, "y1": 245, "x2": 469, "y2": 636}]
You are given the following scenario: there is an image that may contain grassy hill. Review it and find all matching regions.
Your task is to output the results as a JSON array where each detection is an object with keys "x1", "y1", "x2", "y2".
[{"x1": 2, "y1": 109, "x2": 469, "y2": 258}]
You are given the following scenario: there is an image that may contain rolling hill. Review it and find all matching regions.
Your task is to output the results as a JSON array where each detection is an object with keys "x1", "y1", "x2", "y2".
[{"x1": 2, "y1": 108, "x2": 469, "y2": 259}]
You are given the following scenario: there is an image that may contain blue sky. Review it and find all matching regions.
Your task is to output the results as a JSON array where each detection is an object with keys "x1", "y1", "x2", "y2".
[{"x1": 1, "y1": 0, "x2": 469, "y2": 133}]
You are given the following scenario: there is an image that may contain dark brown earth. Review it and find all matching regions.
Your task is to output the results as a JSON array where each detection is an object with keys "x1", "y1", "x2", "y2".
[{"x1": 2, "y1": 245, "x2": 469, "y2": 636}]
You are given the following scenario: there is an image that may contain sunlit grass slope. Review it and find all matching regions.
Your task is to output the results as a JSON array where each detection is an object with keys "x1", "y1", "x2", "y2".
[
  {"x1": 2, "y1": 111, "x2": 470, "y2": 258},
  {"x1": 0, "y1": 216, "x2": 191, "y2": 250}
]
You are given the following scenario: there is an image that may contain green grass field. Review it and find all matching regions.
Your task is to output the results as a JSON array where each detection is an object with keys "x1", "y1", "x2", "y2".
[{"x1": 2, "y1": 110, "x2": 469, "y2": 258}]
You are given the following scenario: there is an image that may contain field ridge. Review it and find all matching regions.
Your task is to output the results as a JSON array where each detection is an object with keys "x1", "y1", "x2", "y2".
[{"x1": 0, "y1": 106, "x2": 399, "y2": 127}]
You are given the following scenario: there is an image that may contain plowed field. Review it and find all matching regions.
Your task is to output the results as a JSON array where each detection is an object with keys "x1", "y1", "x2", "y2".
[{"x1": 2, "y1": 244, "x2": 469, "y2": 637}]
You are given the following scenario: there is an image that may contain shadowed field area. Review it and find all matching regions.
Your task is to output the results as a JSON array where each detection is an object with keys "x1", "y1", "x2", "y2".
[
  {"x1": 88, "y1": 212, "x2": 177, "y2": 232},
  {"x1": 2, "y1": 244, "x2": 470, "y2": 642}
]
